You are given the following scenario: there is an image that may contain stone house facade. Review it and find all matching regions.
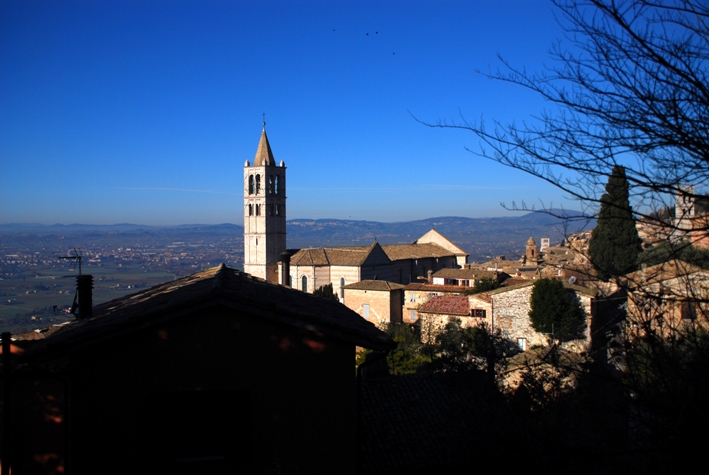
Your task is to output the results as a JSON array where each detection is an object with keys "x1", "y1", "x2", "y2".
[
  {"x1": 487, "y1": 281, "x2": 594, "y2": 352},
  {"x1": 403, "y1": 283, "x2": 467, "y2": 325},
  {"x1": 342, "y1": 280, "x2": 406, "y2": 328},
  {"x1": 623, "y1": 259, "x2": 709, "y2": 336},
  {"x1": 417, "y1": 295, "x2": 480, "y2": 343}
]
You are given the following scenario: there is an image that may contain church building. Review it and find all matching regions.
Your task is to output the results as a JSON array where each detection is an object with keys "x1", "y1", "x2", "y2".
[{"x1": 243, "y1": 126, "x2": 469, "y2": 296}]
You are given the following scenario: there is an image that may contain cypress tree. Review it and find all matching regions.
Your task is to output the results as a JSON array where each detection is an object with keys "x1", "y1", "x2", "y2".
[{"x1": 589, "y1": 165, "x2": 643, "y2": 281}]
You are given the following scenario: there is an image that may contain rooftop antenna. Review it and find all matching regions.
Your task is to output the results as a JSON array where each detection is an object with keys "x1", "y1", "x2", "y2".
[{"x1": 59, "y1": 248, "x2": 83, "y2": 275}]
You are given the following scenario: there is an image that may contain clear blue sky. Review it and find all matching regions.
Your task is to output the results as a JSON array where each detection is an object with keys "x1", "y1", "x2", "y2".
[{"x1": 1, "y1": 0, "x2": 577, "y2": 225}]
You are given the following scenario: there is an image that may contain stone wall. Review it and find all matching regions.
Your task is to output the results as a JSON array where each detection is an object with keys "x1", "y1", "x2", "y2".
[
  {"x1": 492, "y1": 285, "x2": 592, "y2": 352},
  {"x1": 344, "y1": 289, "x2": 396, "y2": 328}
]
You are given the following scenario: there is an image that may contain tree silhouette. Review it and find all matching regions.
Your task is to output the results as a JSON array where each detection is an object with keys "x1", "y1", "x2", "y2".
[{"x1": 589, "y1": 165, "x2": 643, "y2": 281}]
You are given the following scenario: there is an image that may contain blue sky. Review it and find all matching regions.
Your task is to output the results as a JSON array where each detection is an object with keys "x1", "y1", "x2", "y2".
[{"x1": 1, "y1": 0, "x2": 577, "y2": 225}]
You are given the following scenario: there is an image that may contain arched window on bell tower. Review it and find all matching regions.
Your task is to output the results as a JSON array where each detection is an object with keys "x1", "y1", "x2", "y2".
[
  {"x1": 255, "y1": 175, "x2": 261, "y2": 194},
  {"x1": 248, "y1": 175, "x2": 254, "y2": 195}
]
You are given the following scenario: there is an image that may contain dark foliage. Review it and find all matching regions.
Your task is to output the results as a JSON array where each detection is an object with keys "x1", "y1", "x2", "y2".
[
  {"x1": 313, "y1": 283, "x2": 338, "y2": 301},
  {"x1": 588, "y1": 166, "x2": 643, "y2": 281},
  {"x1": 528, "y1": 278, "x2": 586, "y2": 342}
]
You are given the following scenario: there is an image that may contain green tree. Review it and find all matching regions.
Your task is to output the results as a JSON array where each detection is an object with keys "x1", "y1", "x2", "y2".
[
  {"x1": 588, "y1": 166, "x2": 642, "y2": 281},
  {"x1": 385, "y1": 323, "x2": 430, "y2": 375},
  {"x1": 313, "y1": 283, "x2": 338, "y2": 301},
  {"x1": 528, "y1": 278, "x2": 585, "y2": 342}
]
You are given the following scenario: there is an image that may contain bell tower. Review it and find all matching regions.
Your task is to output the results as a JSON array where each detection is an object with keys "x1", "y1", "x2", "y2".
[{"x1": 243, "y1": 122, "x2": 287, "y2": 282}]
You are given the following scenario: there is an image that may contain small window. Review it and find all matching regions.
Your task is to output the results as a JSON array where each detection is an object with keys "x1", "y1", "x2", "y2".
[
  {"x1": 409, "y1": 309, "x2": 416, "y2": 322},
  {"x1": 517, "y1": 338, "x2": 527, "y2": 351},
  {"x1": 248, "y1": 175, "x2": 254, "y2": 195},
  {"x1": 682, "y1": 300, "x2": 697, "y2": 320},
  {"x1": 301, "y1": 275, "x2": 308, "y2": 292},
  {"x1": 409, "y1": 293, "x2": 415, "y2": 302},
  {"x1": 473, "y1": 309, "x2": 486, "y2": 318},
  {"x1": 363, "y1": 304, "x2": 370, "y2": 319},
  {"x1": 255, "y1": 175, "x2": 261, "y2": 194},
  {"x1": 340, "y1": 277, "x2": 345, "y2": 299},
  {"x1": 274, "y1": 175, "x2": 279, "y2": 194}
]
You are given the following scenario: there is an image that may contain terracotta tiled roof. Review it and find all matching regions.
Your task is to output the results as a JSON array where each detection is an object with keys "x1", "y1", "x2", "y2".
[
  {"x1": 253, "y1": 129, "x2": 275, "y2": 166},
  {"x1": 21, "y1": 264, "x2": 395, "y2": 359},
  {"x1": 381, "y1": 243, "x2": 454, "y2": 261},
  {"x1": 419, "y1": 295, "x2": 470, "y2": 316},
  {"x1": 289, "y1": 243, "x2": 381, "y2": 267},
  {"x1": 289, "y1": 240, "x2": 456, "y2": 267},
  {"x1": 289, "y1": 247, "x2": 331, "y2": 266},
  {"x1": 343, "y1": 280, "x2": 406, "y2": 291}
]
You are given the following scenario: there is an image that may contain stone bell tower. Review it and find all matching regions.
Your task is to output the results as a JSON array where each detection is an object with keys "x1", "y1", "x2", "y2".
[{"x1": 243, "y1": 122, "x2": 286, "y2": 282}]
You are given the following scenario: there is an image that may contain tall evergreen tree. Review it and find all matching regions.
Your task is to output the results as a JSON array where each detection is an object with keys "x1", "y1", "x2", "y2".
[{"x1": 588, "y1": 166, "x2": 642, "y2": 281}]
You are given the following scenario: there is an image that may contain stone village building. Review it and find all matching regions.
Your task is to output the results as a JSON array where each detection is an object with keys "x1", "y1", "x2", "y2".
[
  {"x1": 622, "y1": 259, "x2": 709, "y2": 337},
  {"x1": 414, "y1": 280, "x2": 594, "y2": 352}
]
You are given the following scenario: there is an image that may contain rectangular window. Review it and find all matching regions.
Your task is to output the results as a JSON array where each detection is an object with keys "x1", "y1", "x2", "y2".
[
  {"x1": 473, "y1": 309, "x2": 487, "y2": 318},
  {"x1": 517, "y1": 338, "x2": 527, "y2": 351},
  {"x1": 682, "y1": 300, "x2": 697, "y2": 320},
  {"x1": 363, "y1": 304, "x2": 370, "y2": 319},
  {"x1": 409, "y1": 309, "x2": 416, "y2": 321}
]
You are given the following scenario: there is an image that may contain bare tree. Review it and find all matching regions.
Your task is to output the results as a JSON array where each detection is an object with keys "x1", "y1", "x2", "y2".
[
  {"x1": 424, "y1": 0, "x2": 709, "y2": 231},
  {"x1": 420, "y1": 1, "x2": 709, "y2": 467}
]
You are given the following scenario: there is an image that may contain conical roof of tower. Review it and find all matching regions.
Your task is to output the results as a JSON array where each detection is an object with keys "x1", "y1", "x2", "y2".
[
  {"x1": 253, "y1": 129, "x2": 275, "y2": 166},
  {"x1": 527, "y1": 236, "x2": 536, "y2": 245}
]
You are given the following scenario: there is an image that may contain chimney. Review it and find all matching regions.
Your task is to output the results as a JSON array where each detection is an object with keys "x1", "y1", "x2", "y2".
[
  {"x1": 427, "y1": 270, "x2": 433, "y2": 283},
  {"x1": 280, "y1": 251, "x2": 291, "y2": 287},
  {"x1": 75, "y1": 275, "x2": 93, "y2": 319}
]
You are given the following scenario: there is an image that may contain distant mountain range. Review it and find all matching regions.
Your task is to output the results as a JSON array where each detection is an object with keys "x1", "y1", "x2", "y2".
[{"x1": 0, "y1": 210, "x2": 595, "y2": 262}]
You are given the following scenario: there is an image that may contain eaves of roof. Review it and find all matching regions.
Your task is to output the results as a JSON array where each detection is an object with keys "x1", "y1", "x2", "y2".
[{"x1": 21, "y1": 264, "x2": 395, "y2": 360}]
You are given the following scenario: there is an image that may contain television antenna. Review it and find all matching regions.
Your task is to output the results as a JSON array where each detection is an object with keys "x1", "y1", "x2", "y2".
[{"x1": 59, "y1": 248, "x2": 83, "y2": 275}]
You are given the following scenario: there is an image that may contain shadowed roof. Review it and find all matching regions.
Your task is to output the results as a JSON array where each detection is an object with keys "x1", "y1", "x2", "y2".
[{"x1": 21, "y1": 264, "x2": 395, "y2": 359}]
